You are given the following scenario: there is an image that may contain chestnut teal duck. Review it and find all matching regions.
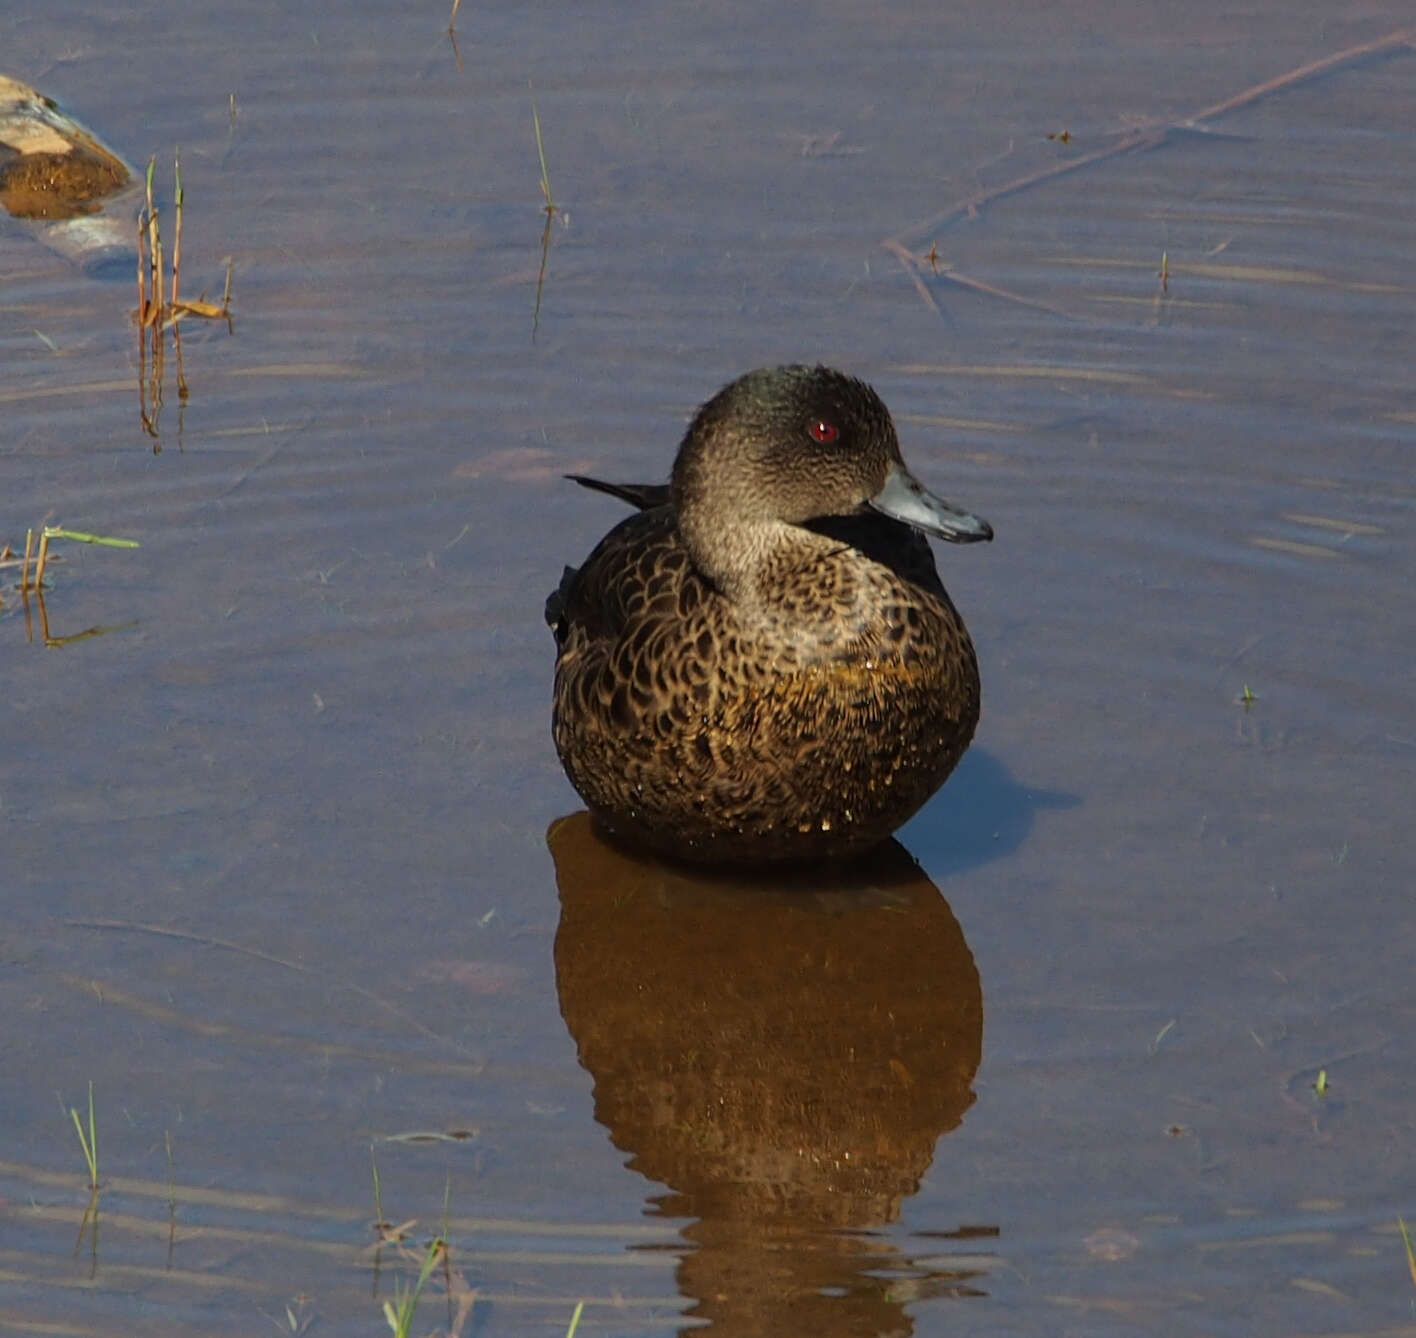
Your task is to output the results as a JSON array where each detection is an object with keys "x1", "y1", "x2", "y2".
[{"x1": 546, "y1": 365, "x2": 991, "y2": 864}]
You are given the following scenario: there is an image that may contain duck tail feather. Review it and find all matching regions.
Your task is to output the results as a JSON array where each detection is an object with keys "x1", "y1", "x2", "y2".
[{"x1": 565, "y1": 474, "x2": 670, "y2": 512}]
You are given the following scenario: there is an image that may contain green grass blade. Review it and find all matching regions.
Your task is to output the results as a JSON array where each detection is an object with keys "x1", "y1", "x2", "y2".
[
  {"x1": 531, "y1": 90, "x2": 553, "y2": 209},
  {"x1": 370, "y1": 1143, "x2": 384, "y2": 1227},
  {"x1": 68, "y1": 1081, "x2": 98, "y2": 1189},
  {"x1": 87, "y1": 1082, "x2": 96, "y2": 1184},
  {"x1": 42, "y1": 527, "x2": 139, "y2": 549}
]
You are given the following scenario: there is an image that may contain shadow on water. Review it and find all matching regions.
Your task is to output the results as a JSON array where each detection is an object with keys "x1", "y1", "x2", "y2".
[
  {"x1": 905, "y1": 748, "x2": 1079, "y2": 878},
  {"x1": 549, "y1": 812, "x2": 998, "y2": 1335}
]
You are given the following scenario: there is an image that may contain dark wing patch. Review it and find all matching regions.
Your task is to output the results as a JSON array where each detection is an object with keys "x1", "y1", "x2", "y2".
[
  {"x1": 545, "y1": 564, "x2": 581, "y2": 635},
  {"x1": 807, "y1": 511, "x2": 947, "y2": 597}
]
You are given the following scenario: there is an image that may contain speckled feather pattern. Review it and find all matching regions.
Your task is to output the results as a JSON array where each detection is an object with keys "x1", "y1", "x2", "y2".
[{"x1": 551, "y1": 504, "x2": 980, "y2": 863}]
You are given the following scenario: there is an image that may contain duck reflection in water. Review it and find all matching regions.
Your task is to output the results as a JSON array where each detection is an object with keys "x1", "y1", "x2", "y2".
[{"x1": 549, "y1": 813, "x2": 997, "y2": 1335}]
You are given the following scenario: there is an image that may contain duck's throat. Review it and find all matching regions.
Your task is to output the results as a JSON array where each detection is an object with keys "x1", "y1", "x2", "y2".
[{"x1": 679, "y1": 513, "x2": 842, "y2": 612}]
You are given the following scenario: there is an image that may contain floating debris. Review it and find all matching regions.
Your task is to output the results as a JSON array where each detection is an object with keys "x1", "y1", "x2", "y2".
[{"x1": 0, "y1": 74, "x2": 137, "y2": 275}]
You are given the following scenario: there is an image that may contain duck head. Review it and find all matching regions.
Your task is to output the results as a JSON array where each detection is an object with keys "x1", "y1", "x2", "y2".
[{"x1": 671, "y1": 365, "x2": 991, "y2": 593}]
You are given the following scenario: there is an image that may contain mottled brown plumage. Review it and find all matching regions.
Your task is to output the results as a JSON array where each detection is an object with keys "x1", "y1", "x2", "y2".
[{"x1": 548, "y1": 365, "x2": 991, "y2": 865}]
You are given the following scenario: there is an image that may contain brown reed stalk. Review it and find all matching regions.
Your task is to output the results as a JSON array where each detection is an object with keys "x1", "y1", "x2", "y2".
[{"x1": 171, "y1": 150, "x2": 182, "y2": 316}]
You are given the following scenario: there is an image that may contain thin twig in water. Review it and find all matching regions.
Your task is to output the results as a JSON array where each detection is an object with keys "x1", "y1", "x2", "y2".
[
  {"x1": 69, "y1": 1081, "x2": 99, "y2": 1190},
  {"x1": 165, "y1": 1130, "x2": 177, "y2": 1267},
  {"x1": 66, "y1": 918, "x2": 473, "y2": 1053},
  {"x1": 146, "y1": 159, "x2": 164, "y2": 323},
  {"x1": 532, "y1": 210, "x2": 554, "y2": 343},
  {"x1": 171, "y1": 149, "x2": 182, "y2": 316},
  {"x1": 131, "y1": 153, "x2": 233, "y2": 446},
  {"x1": 1399, "y1": 1217, "x2": 1416, "y2": 1294},
  {"x1": 531, "y1": 92, "x2": 555, "y2": 213},
  {"x1": 530, "y1": 89, "x2": 558, "y2": 341},
  {"x1": 883, "y1": 238, "x2": 1075, "y2": 321},
  {"x1": 884, "y1": 26, "x2": 1416, "y2": 316}
]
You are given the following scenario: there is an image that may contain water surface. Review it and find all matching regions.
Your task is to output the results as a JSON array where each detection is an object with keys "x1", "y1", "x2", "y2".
[{"x1": 2, "y1": 3, "x2": 1414, "y2": 1334}]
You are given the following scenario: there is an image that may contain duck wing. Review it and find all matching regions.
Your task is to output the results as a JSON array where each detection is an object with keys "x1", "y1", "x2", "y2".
[
  {"x1": 544, "y1": 563, "x2": 582, "y2": 632},
  {"x1": 546, "y1": 477, "x2": 675, "y2": 633}
]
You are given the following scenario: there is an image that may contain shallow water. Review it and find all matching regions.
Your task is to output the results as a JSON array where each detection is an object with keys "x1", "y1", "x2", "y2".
[{"x1": 3, "y1": 3, "x2": 1415, "y2": 1334}]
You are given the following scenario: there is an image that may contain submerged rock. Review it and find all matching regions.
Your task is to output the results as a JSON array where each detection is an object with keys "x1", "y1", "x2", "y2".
[{"x1": 0, "y1": 75, "x2": 137, "y2": 275}]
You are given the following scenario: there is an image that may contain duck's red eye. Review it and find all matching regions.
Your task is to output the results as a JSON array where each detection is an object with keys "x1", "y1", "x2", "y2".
[{"x1": 809, "y1": 420, "x2": 839, "y2": 443}]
